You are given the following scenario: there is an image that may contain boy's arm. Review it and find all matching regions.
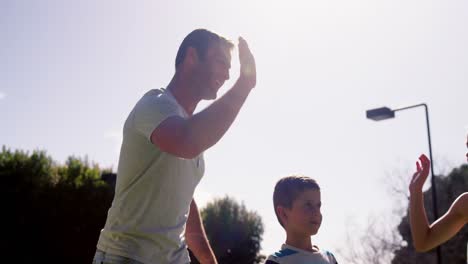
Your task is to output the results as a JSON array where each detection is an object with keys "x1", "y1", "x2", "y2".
[
  {"x1": 186, "y1": 199, "x2": 217, "y2": 264},
  {"x1": 151, "y1": 37, "x2": 256, "y2": 159},
  {"x1": 409, "y1": 155, "x2": 468, "y2": 252}
]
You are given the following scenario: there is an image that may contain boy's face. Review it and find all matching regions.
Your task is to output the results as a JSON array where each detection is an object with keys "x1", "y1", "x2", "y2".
[{"x1": 280, "y1": 189, "x2": 322, "y2": 237}]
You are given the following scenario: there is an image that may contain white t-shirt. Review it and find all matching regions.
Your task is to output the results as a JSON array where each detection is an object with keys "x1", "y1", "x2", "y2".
[
  {"x1": 97, "y1": 89, "x2": 205, "y2": 264},
  {"x1": 265, "y1": 244, "x2": 338, "y2": 264}
]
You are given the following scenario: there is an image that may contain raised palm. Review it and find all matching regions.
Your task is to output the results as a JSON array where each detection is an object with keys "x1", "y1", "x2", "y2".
[
  {"x1": 238, "y1": 37, "x2": 256, "y2": 89},
  {"x1": 409, "y1": 154, "x2": 431, "y2": 193}
]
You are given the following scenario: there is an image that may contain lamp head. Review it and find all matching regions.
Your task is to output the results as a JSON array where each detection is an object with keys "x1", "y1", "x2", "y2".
[{"x1": 366, "y1": 107, "x2": 395, "y2": 121}]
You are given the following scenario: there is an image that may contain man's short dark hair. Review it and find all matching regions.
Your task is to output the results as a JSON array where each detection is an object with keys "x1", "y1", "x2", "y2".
[
  {"x1": 175, "y1": 29, "x2": 234, "y2": 68},
  {"x1": 273, "y1": 175, "x2": 320, "y2": 227}
]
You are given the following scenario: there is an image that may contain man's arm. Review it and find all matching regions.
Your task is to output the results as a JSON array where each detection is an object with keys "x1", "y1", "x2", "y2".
[
  {"x1": 186, "y1": 199, "x2": 217, "y2": 264},
  {"x1": 409, "y1": 155, "x2": 468, "y2": 252},
  {"x1": 151, "y1": 37, "x2": 256, "y2": 159}
]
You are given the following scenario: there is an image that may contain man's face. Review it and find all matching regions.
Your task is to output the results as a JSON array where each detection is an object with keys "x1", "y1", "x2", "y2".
[
  {"x1": 281, "y1": 189, "x2": 322, "y2": 237},
  {"x1": 194, "y1": 44, "x2": 231, "y2": 100}
]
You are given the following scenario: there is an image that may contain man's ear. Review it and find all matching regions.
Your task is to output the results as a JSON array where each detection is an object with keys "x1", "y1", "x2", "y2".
[{"x1": 276, "y1": 206, "x2": 288, "y2": 224}]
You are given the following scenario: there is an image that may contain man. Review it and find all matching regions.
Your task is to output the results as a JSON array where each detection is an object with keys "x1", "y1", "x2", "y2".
[{"x1": 93, "y1": 29, "x2": 256, "y2": 264}]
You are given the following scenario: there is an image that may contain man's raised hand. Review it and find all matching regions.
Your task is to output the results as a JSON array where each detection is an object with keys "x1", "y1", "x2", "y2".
[{"x1": 238, "y1": 37, "x2": 256, "y2": 90}]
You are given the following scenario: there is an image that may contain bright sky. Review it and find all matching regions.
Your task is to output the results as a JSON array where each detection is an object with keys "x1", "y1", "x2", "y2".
[{"x1": 2, "y1": 0, "x2": 468, "y2": 259}]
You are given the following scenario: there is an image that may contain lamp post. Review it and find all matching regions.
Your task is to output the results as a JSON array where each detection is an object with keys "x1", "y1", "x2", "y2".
[{"x1": 366, "y1": 103, "x2": 441, "y2": 264}]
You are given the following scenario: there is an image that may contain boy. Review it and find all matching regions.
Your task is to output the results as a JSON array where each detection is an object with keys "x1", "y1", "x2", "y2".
[{"x1": 265, "y1": 175, "x2": 338, "y2": 264}]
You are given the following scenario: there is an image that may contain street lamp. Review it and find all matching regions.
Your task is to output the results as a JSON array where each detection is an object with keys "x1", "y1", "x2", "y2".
[{"x1": 366, "y1": 103, "x2": 441, "y2": 264}]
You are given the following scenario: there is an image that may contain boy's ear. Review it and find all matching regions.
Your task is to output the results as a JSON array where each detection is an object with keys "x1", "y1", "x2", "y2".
[{"x1": 276, "y1": 206, "x2": 288, "y2": 224}]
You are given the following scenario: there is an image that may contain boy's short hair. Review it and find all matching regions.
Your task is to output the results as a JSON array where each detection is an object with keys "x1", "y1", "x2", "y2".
[
  {"x1": 175, "y1": 29, "x2": 234, "y2": 68},
  {"x1": 273, "y1": 175, "x2": 320, "y2": 227}
]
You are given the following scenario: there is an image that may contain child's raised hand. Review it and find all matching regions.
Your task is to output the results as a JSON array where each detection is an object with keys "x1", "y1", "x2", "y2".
[{"x1": 409, "y1": 154, "x2": 431, "y2": 194}]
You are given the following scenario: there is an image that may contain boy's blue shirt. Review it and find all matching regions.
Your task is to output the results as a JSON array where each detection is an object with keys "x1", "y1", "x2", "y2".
[{"x1": 265, "y1": 244, "x2": 338, "y2": 264}]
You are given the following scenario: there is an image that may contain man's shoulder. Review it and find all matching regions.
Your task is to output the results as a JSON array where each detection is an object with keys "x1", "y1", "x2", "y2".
[
  {"x1": 139, "y1": 89, "x2": 168, "y2": 102},
  {"x1": 134, "y1": 89, "x2": 180, "y2": 112}
]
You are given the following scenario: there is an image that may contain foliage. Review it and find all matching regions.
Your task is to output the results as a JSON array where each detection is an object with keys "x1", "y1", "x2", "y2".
[
  {"x1": 190, "y1": 196, "x2": 265, "y2": 264},
  {"x1": 2, "y1": 146, "x2": 114, "y2": 264}
]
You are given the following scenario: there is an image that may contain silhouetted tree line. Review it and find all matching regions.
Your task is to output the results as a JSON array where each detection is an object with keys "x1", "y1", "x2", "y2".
[
  {"x1": 2, "y1": 146, "x2": 115, "y2": 263},
  {"x1": 2, "y1": 146, "x2": 265, "y2": 264}
]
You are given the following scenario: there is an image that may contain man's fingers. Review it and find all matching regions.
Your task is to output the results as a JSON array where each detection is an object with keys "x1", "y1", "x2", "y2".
[
  {"x1": 238, "y1": 37, "x2": 255, "y2": 76},
  {"x1": 416, "y1": 161, "x2": 421, "y2": 172},
  {"x1": 238, "y1": 36, "x2": 248, "y2": 48},
  {"x1": 238, "y1": 37, "x2": 252, "y2": 60},
  {"x1": 238, "y1": 37, "x2": 245, "y2": 53}
]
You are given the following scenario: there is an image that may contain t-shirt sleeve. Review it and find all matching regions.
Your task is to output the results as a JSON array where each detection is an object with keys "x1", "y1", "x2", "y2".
[
  {"x1": 133, "y1": 94, "x2": 180, "y2": 141},
  {"x1": 325, "y1": 251, "x2": 338, "y2": 264},
  {"x1": 264, "y1": 254, "x2": 280, "y2": 264}
]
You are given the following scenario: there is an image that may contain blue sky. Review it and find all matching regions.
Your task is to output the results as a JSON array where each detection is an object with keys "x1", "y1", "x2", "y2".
[{"x1": 2, "y1": 0, "x2": 468, "y2": 260}]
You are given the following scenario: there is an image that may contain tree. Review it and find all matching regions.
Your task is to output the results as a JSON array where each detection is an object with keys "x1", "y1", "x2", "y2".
[
  {"x1": 392, "y1": 164, "x2": 468, "y2": 264},
  {"x1": 189, "y1": 196, "x2": 265, "y2": 264},
  {"x1": 2, "y1": 146, "x2": 115, "y2": 264}
]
